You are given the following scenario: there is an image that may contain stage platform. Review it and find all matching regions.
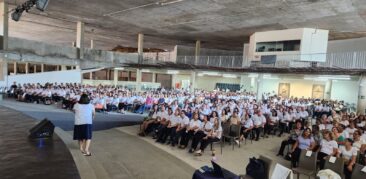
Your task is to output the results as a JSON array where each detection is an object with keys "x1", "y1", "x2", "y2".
[{"x1": 0, "y1": 106, "x2": 80, "y2": 179}]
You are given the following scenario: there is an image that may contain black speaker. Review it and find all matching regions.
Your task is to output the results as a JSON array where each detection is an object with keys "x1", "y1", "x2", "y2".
[{"x1": 29, "y1": 119, "x2": 55, "y2": 139}]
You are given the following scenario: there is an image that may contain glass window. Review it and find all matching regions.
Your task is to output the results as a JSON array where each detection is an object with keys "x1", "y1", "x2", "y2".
[
  {"x1": 156, "y1": 74, "x2": 172, "y2": 89},
  {"x1": 142, "y1": 72, "x2": 153, "y2": 82},
  {"x1": 93, "y1": 70, "x2": 108, "y2": 80},
  {"x1": 44, "y1": 64, "x2": 58, "y2": 72},
  {"x1": 7, "y1": 62, "x2": 14, "y2": 75},
  {"x1": 130, "y1": 71, "x2": 136, "y2": 81},
  {"x1": 256, "y1": 40, "x2": 301, "y2": 52},
  {"x1": 17, "y1": 63, "x2": 26, "y2": 74},
  {"x1": 118, "y1": 71, "x2": 129, "y2": 81},
  {"x1": 83, "y1": 73, "x2": 91, "y2": 80}
]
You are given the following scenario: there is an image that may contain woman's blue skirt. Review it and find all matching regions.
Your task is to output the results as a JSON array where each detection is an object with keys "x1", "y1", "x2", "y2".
[{"x1": 73, "y1": 124, "x2": 92, "y2": 140}]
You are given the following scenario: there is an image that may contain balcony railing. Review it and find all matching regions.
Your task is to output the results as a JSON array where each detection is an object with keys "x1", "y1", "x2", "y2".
[{"x1": 142, "y1": 51, "x2": 366, "y2": 70}]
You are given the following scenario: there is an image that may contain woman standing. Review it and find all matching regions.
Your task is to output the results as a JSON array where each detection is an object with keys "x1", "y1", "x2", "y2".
[{"x1": 73, "y1": 94, "x2": 95, "y2": 156}]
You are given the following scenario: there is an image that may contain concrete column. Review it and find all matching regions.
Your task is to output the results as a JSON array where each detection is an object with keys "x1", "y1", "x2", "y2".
[
  {"x1": 89, "y1": 72, "x2": 93, "y2": 80},
  {"x1": 358, "y1": 75, "x2": 366, "y2": 114},
  {"x1": 76, "y1": 21, "x2": 85, "y2": 59},
  {"x1": 33, "y1": 65, "x2": 36, "y2": 73},
  {"x1": 75, "y1": 65, "x2": 80, "y2": 70},
  {"x1": 172, "y1": 74, "x2": 177, "y2": 89},
  {"x1": 25, "y1": 63, "x2": 29, "y2": 74},
  {"x1": 136, "y1": 69, "x2": 142, "y2": 91},
  {"x1": 152, "y1": 72, "x2": 156, "y2": 83},
  {"x1": 324, "y1": 79, "x2": 333, "y2": 100},
  {"x1": 41, "y1": 64, "x2": 44, "y2": 72},
  {"x1": 90, "y1": 39, "x2": 94, "y2": 49},
  {"x1": 13, "y1": 62, "x2": 17, "y2": 75},
  {"x1": 2, "y1": 61, "x2": 7, "y2": 82},
  {"x1": 138, "y1": 33, "x2": 144, "y2": 63},
  {"x1": 113, "y1": 69, "x2": 118, "y2": 87},
  {"x1": 195, "y1": 40, "x2": 201, "y2": 65},
  {"x1": 0, "y1": 2, "x2": 8, "y2": 50},
  {"x1": 256, "y1": 74, "x2": 264, "y2": 101},
  {"x1": 61, "y1": 65, "x2": 67, "y2": 71},
  {"x1": 190, "y1": 71, "x2": 196, "y2": 93}
]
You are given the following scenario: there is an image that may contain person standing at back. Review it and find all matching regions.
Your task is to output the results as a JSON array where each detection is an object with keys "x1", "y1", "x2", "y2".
[{"x1": 73, "y1": 94, "x2": 95, "y2": 156}]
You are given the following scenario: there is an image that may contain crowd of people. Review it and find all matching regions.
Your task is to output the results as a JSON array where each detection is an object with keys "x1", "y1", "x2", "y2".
[{"x1": 4, "y1": 81, "x2": 366, "y2": 178}]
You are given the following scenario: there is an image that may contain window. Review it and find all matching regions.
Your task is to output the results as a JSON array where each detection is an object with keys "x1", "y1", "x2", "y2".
[
  {"x1": 83, "y1": 73, "x2": 91, "y2": 80},
  {"x1": 156, "y1": 74, "x2": 172, "y2": 89},
  {"x1": 118, "y1": 71, "x2": 129, "y2": 81},
  {"x1": 17, "y1": 63, "x2": 26, "y2": 74},
  {"x1": 44, "y1": 64, "x2": 58, "y2": 72},
  {"x1": 130, "y1": 71, "x2": 136, "y2": 81},
  {"x1": 142, "y1": 72, "x2": 153, "y2": 82},
  {"x1": 7, "y1": 62, "x2": 14, "y2": 75},
  {"x1": 256, "y1": 40, "x2": 301, "y2": 52}
]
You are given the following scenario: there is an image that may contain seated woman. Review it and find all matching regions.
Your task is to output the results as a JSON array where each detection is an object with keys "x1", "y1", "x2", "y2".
[
  {"x1": 239, "y1": 113, "x2": 253, "y2": 142},
  {"x1": 290, "y1": 127, "x2": 315, "y2": 168},
  {"x1": 352, "y1": 130, "x2": 366, "y2": 161},
  {"x1": 166, "y1": 108, "x2": 182, "y2": 146},
  {"x1": 194, "y1": 117, "x2": 222, "y2": 156},
  {"x1": 266, "y1": 110, "x2": 279, "y2": 136},
  {"x1": 189, "y1": 115, "x2": 212, "y2": 153},
  {"x1": 138, "y1": 104, "x2": 159, "y2": 136},
  {"x1": 332, "y1": 126, "x2": 345, "y2": 146},
  {"x1": 277, "y1": 121, "x2": 302, "y2": 156},
  {"x1": 179, "y1": 113, "x2": 201, "y2": 149},
  {"x1": 156, "y1": 108, "x2": 173, "y2": 143},
  {"x1": 174, "y1": 111, "x2": 190, "y2": 146},
  {"x1": 337, "y1": 138, "x2": 357, "y2": 179},
  {"x1": 317, "y1": 130, "x2": 338, "y2": 169}
]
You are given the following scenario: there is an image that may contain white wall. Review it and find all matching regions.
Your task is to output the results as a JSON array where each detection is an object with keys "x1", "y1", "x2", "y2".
[
  {"x1": 301, "y1": 28, "x2": 329, "y2": 62},
  {"x1": 331, "y1": 80, "x2": 359, "y2": 105},
  {"x1": 248, "y1": 28, "x2": 328, "y2": 62},
  {"x1": 7, "y1": 70, "x2": 82, "y2": 87}
]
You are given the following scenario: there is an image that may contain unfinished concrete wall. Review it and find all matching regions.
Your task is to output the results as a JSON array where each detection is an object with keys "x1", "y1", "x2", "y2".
[
  {"x1": 176, "y1": 45, "x2": 243, "y2": 56},
  {"x1": 5, "y1": 37, "x2": 139, "y2": 69},
  {"x1": 328, "y1": 37, "x2": 366, "y2": 53},
  {"x1": 8, "y1": 37, "x2": 77, "y2": 59}
]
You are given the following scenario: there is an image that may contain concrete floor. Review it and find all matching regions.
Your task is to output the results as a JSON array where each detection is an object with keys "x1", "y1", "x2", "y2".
[
  {"x1": 0, "y1": 106, "x2": 80, "y2": 179},
  {"x1": 0, "y1": 100, "x2": 143, "y2": 131},
  {"x1": 0, "y1": 99, "x2": 310, "y2": 179}
]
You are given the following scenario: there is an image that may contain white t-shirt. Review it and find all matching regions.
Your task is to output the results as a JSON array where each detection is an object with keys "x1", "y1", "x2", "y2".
[
  {"x1": 189, "y1": 120, "x2": 202, "y2": 129},
  {"x1": 339, "y1": 146, "x2": 358, "y2": 161},
  {"x1": 180, "y1": 116, "x2": 190, "y2": 127},
  {"x1": 201, "y1": 121, "x2": 213, "y2": 134},
  {"x1": 169, "y1": 115, "x2": 181, "y2": 127},
  {"x1": 320, "y1": 139, "x2": 338, "y2": 155},
  {"x1": 345, "y1": 127, "x2": 357, "y2": 139},
  {"x1": 73, "y1": 103, "x2": 95, "y2": 125}
]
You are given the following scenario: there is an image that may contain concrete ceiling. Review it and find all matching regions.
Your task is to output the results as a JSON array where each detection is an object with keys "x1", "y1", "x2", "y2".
[{"x1": 6, "y1": 0, "x2": 366, "y2": 51}]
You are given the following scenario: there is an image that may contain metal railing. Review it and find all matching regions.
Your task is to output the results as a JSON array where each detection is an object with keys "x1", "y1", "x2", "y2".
[{"x1": 142, "y1": 51, "x2": 366, "y2": 70}]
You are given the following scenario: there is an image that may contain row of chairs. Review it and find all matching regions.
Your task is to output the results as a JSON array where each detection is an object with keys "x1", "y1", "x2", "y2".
[
  {"x1": 238, "y1": 154, "x2": 365, "y2": 179},
  {"x1": 293, "y1": 149, "x2": 365, "y2": 179}
]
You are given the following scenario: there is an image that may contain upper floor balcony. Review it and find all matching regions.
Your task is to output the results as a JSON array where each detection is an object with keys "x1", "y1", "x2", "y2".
[{"x1": 141, "y1": 51, "x2": 366, "y2": 72}]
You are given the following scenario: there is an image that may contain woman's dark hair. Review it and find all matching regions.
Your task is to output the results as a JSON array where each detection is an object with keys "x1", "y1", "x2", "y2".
[
  {"x1": 79, "y1": 94, "x2": 90, "y2": 104},
  {"x1": 211, "y1": 111, "x2": 218, "y2": 118},
  {"x1": 345, "y1": 138, "x2": 354, "y2": 145}
]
